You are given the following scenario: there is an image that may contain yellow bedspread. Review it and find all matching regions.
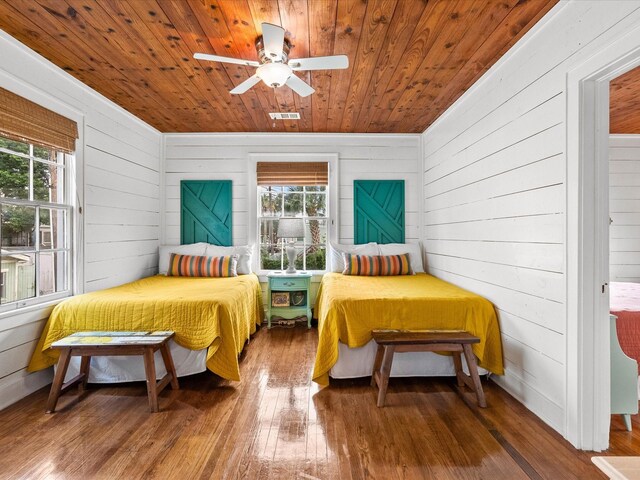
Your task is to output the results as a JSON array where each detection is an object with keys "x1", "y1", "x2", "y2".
[
  {"x1": 28, "y1": 274, "x2": 264, "y2": 381},
  {"x1": 312, "y1": 273, "x2": 504, "y2": 385}
]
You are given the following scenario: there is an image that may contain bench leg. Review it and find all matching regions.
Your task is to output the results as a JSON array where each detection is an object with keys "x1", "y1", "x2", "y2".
[
  {"x1": 371, "y1": 344, "x2": 385, "y2": 388},
  {"x1": 452, "y1": 351, "x2": 465, "y2": 387},
  {"x1": 79, "y1": 356, "x2": 91, "y2": 392},
  {"x1": 377, "y1": 346, "x2": 395, "y2": 407},
  {"x1": 160, "y1": 343, "x2": 179, "y2": 390},
  {"x1": 143, "y1": 347, "x2": 159, "y2": 413},
  {"x1": 46, "y1": 348, "x2": 72, "y2": 413},
  {"x1": 462, "y1": 344, "x2": 487, "y2": 408}
]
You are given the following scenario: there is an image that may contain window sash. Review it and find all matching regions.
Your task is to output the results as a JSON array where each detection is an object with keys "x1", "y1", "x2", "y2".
[
  {"x1": 0, "y1": 139, "x2": 72, "y2": 313},
  {"x1": 258, "y1": 185, "x2": 329, "y2": 272}
]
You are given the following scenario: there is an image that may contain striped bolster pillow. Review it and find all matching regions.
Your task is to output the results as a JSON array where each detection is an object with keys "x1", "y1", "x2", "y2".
[
  {"x1": 342, "y1": 253, "x2": 413, "y2": 276},
  {"x1": 167, "y1": 253, "x2": 238, "y2": 277}
]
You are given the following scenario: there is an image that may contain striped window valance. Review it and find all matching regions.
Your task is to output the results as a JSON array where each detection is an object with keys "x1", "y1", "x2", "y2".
[
  {"x1": 0, "y1": 87, "x2": 78, "y2": 154},
  {"x1": 257, "y1": 161, "x2": 328, "y2": 186}
]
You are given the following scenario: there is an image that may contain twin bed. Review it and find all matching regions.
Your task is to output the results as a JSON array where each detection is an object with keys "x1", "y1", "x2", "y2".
[
  {"x1": 28, "y1": 274, "x2": 263, "y2": 383},
  {"x1": 313, "y1": 272, "x2": 504, "y2": 384}
]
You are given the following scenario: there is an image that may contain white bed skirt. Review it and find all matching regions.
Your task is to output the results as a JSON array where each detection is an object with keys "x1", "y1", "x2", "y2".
[
  {"x1": 62, "y1": 340, "x2": 207, "y2": 383},
  {"x1": 329, "y1": 340, "x2": 488, "y2": 379}
]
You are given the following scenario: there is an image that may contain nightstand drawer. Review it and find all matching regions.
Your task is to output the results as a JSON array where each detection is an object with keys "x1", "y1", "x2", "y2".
[{"x1": 270, "y1": 277, "x2": 309, "y2": 290}]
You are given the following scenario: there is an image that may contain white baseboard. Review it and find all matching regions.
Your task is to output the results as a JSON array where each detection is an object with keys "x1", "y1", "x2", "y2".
[
  {"x1": 492, "y1": 369, "x2": 564, "y2": 436},
  {"x1": 0, "y1": 368, "x2": 52, "y2": 411}
]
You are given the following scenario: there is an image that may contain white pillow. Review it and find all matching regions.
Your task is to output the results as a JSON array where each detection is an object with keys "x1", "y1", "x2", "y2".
[
  {"x1": 329, "y1": 242, "x2": 378, "y2": 273},
  {"x1": 378, "y1": 242, "x2": 424, "y2": 273},
  {"x1": 158, "y1": 243, "x2": 208, "y2": 275},
  {"x1": 205, "y1": 244, "x2": 253, "y2": 275}
]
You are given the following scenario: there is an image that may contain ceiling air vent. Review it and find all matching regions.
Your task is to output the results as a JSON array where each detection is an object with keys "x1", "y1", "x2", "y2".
[{"x1": 269, "y1": 112, "x2": 300, "y2": 120}]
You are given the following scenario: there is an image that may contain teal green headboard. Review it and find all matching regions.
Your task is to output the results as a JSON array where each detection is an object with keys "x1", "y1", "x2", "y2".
[
  {"x1": 354, "y1": 180, "x2": 405, "y2": 244},
  {"x1": 181, "y1": 180, "x2": 232, "y2": 246}
]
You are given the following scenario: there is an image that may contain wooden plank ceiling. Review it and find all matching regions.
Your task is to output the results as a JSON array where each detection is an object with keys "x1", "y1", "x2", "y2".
[
  {"x1": 611, "y1": 66, "x2": 640, "y2": 134},
  {"x1": 0, "y1": 0, "x2": 558, "y2": 133}
]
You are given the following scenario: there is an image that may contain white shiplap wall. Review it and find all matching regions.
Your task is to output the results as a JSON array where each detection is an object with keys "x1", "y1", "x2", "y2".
[
  {"x1": 163, "y1": 134, "x2": 421, "y2": 246},
  {"x1": 0, "y1": 31, "x2": 162, "y2": 409},
  {"x1": 610, "y1": 135, "x2": 640, "y2": 283},
  {"x1": 421, "y1": 1, "x2": 640, "y2": 436}
]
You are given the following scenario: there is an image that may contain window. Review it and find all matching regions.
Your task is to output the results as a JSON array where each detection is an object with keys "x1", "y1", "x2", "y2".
[
  {"x1": 258, "y1": 185, "x2": 328, "y2": 271},
  {"x1": 0, "y1": 136, "x2": 71, "y2": 309}
]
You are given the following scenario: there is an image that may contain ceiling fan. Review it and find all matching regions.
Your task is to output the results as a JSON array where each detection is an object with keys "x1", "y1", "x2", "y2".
[{"x1": 194, "y1": 23, "x2": 348, "y2": 97}]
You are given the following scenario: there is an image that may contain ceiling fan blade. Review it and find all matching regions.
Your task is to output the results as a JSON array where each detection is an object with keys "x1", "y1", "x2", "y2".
[
  {"x1": 286, "y1": 74, "x2": 315, "y2": 97},
  {"x1": 261, "y1": 23, "x2": 285, "y2": 60},
  {"x1": 194, "y1": 52, "x2": 260, "y2": 68},
  {"x1": 289, "y1": 55, "x2": 349, "y2": 71},
  {"x1": 230, "y1": 75, "x2": 261, "y2": 94}
]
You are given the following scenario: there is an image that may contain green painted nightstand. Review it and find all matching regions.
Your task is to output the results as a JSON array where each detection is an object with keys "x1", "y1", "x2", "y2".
[{"x1": 267, "y1": 272, "x2": 312, "y2": 329}]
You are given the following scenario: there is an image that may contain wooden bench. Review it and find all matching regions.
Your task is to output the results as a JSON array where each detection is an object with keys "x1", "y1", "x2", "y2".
[
  {"x1": 46, "y1": 331, "x2": 179, "y2": 413},
  {"x1": 371, "y1": 330, "x2": 486, "y2": 408}
]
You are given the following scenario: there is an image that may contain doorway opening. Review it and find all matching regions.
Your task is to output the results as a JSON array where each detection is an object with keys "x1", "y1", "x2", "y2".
[{"x1": 567, "y1": 34, "x2": 640, "y2": 450}]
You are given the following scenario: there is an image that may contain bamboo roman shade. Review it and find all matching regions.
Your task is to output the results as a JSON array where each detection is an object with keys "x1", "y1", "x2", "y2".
[
  {"x1": 0, "y1": 87, "x2": 78, "y2": 153},
  {"x1": 257, "y1": 161, "x2": 328, "y2": 186}
]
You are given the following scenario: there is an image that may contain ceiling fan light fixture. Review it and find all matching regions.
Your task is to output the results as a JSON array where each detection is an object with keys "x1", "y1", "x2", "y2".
[{"x1": 256, "y1": 62, "x2": 291, "y2": 88}]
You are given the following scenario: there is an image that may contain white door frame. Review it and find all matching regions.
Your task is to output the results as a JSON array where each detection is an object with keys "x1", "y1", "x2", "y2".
[{"x1": 566, "y1": 24, "x2": 640, "y2": 450}]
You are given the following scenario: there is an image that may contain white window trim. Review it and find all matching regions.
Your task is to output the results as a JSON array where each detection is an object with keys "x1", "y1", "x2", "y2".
[
  {"x1": 0, "y1": 145, "x2": 74, "y2": 314},
  {"x1": 0, "y1": 74, "x2": 84, "y2": 320},
  {"x1": 248, "y1": 153, "x2": 339, "y2": 277}
]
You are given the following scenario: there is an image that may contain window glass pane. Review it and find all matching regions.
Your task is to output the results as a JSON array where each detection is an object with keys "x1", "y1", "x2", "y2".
[
  {"x1": 260, "y1": 244, "x2": 283, "y2": 270},
  {"x1": 40, "y1": 208, "x2": 66, "y2": 249},
  {"x1": 260, "y1": 191, "x2": 282, "y2": 217},
  {"x1": 33, "y1": 160, "x2": 63, "y2": 203},
  {"x1": 33, "y1": 145, "x2": 54, "y2": 162},
  {"x1": 1, "y1": 204, "x2": 36, "y2": 249},
  {"x1": 305, "y1": 193, "x2": 326, "y2": 217},
  {"x1": 305, "y1": 245, "x2": 326, "y2": 270},
  {"x1": 38, "y1": 251, "x2": 67, "y2": 295},
  {"x1": 0, "y1": 136, "x2": 70, "y2": 308},
  {"x1": 260, "y1": 218, "x2": 279, "y2": 246},
  {"x1": 305, "y1": 185, "x2": 326, "y2": 192},
  {"x1": 283, "y1": 193, "x2": 303, "y2": 216},
  {"x1": 305, "y1": 218, "x2": 327, "y2": 244},
  {"x1": 0, "y1": 151, "x2": 29, "y2": 199},
  {"x1": 0, "y1": 137, "x2": 28, "y2": 154},
  {"x1": 284, "y1": 186, "x2": 303, "y2": 192},
  {"x1": 0, "y1": 253, "x2": 35, "y2": 304}
]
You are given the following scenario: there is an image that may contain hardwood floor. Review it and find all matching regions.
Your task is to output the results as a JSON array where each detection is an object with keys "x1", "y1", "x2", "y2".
[{"x1": 1, "y1": 326, "x2": 638, "y2": 479}]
